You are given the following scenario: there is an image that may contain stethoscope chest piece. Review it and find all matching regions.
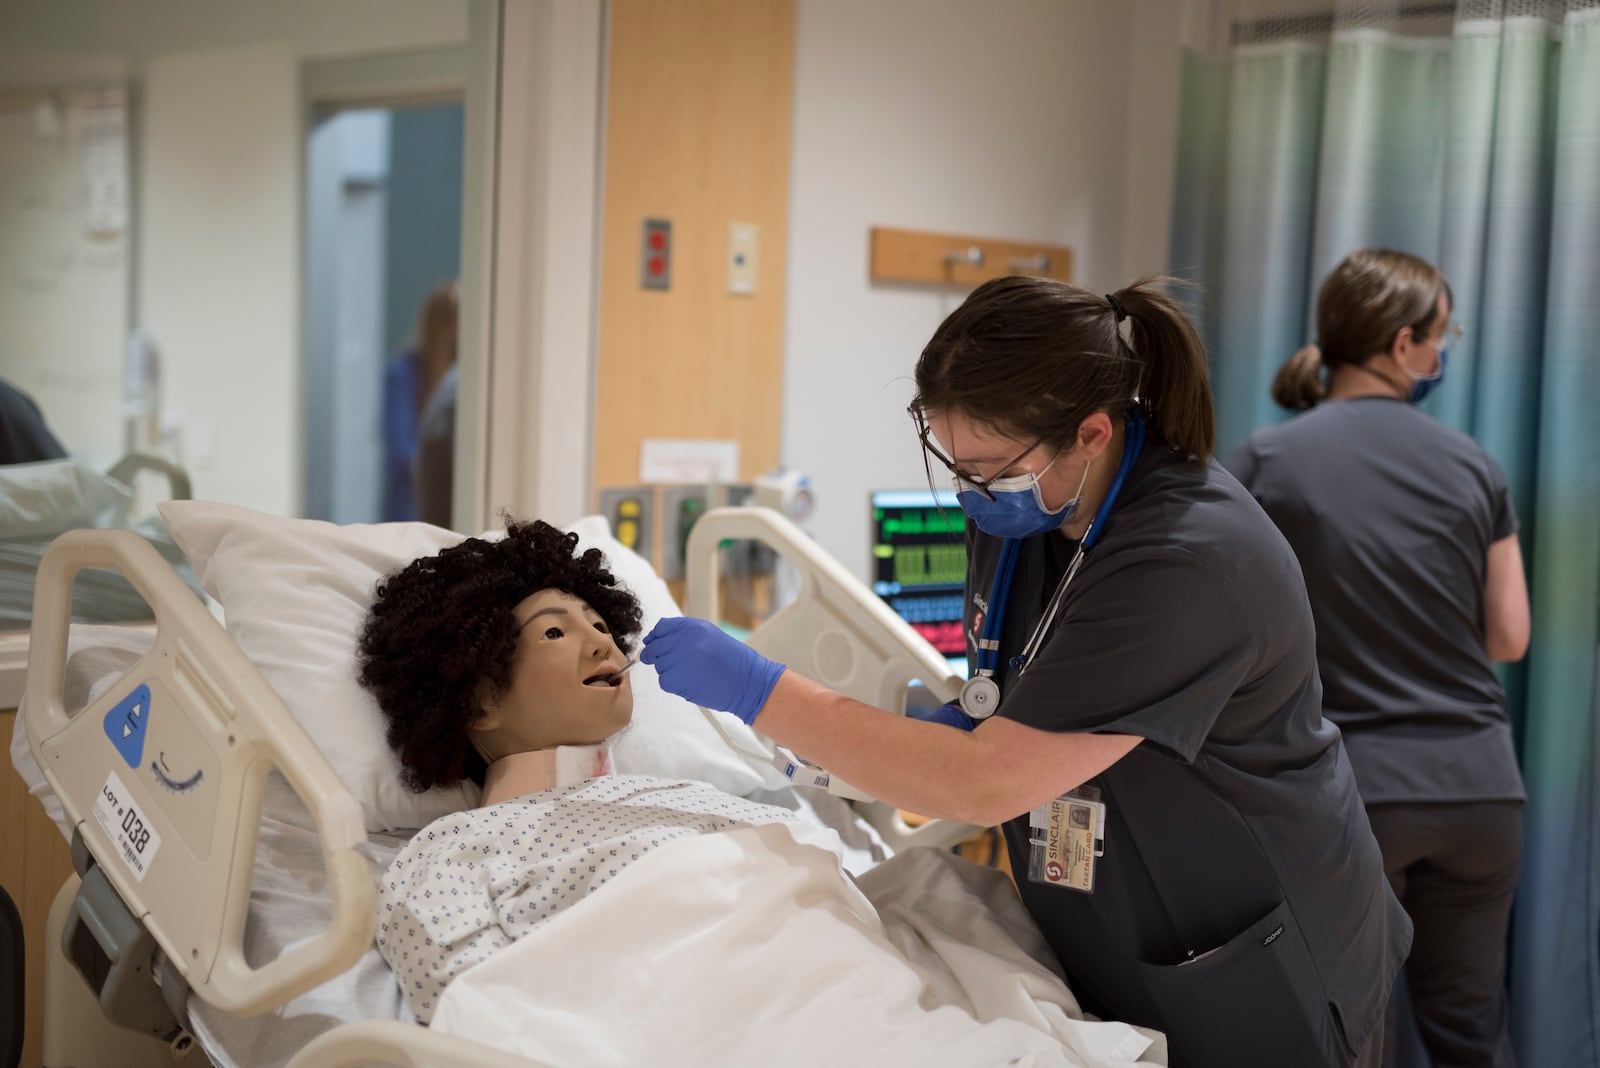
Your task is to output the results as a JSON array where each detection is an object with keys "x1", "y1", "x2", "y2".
[{"x1": 959, "y1": 674, "x2": 1001, "y2": 719}]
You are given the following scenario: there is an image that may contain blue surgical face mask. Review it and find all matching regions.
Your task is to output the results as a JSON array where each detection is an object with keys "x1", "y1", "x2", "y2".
[
  {"x1": 1409, "y1": 347, "x2": 1449, "y2": 404},
  {"x1": 954, "y1": 456, "x2": 1093, "y2": 539}
]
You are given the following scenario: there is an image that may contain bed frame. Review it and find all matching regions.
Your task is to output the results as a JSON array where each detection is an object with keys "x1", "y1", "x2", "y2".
[{"x1": 22, "y1": 507, "x2": 975, "y2": 1067}]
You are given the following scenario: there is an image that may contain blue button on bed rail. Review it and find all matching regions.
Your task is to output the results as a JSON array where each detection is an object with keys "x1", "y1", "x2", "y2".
[{"x1": 103, "y1": 684, "x2": 151, "y2": 769}]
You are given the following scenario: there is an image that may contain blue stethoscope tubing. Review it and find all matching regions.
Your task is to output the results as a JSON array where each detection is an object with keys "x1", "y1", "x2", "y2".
[{"x1": 959, "y1": 407, "x2": 1148, "y2": 719}]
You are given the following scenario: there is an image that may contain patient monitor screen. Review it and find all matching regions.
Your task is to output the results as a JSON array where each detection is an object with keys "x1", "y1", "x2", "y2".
[{"x1": 870, "y1": 490, "x2": 968, "y2": 676}]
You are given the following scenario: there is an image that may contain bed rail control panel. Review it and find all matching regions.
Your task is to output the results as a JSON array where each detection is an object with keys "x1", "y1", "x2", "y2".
[
  {"x1": 62, "y1": 830, "x2": 195, "y2": 1052},
  {"x1": 25, "y1": 530, "x2": 377, "y2": 1017}
]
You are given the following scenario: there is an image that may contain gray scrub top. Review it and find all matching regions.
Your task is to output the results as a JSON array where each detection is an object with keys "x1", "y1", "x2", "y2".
[
  {"x1": 967, "y1": 439, "x2": 1409, "y2": 1067},
  {"x1": 1227, "y1": 396, "x2": 1523, "y2": 805}
]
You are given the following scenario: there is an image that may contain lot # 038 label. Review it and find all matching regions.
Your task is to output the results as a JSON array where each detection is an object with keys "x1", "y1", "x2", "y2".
[{"x1": 92, "y1": 769, "x2": 163, "y2": 881}]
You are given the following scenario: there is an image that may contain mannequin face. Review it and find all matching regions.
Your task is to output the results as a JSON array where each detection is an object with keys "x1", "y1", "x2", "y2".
[{"x1": 470, "y1": 588, "x2": 633, "y2": 758}]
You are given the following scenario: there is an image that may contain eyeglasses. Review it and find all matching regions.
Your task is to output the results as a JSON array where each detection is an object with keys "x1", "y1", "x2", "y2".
[
  {"x1": 1436, "y1": 322, "x2": 1465, "y2": 351},
  {"x1": 911, "y1": 408, "x2": 1044, "y2": 502}
]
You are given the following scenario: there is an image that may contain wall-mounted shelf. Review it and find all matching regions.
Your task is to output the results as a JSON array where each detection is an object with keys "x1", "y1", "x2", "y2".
[{"x1": 869, "y1": 226, "x2": 1073, "y2": 287}]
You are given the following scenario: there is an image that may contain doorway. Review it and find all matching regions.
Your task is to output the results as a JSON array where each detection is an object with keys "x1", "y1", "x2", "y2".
[{"x1": 302, "y1": 100, "x2": 463, "y2": 525}]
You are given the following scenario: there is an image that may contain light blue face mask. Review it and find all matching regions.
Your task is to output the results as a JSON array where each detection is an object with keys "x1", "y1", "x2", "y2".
[
  {"x1": 1408, "y1": 348, "x2": 1450, "y2": 404},
  {"x1": 954, "y1": 455, "x2": 1093, "y2": 539}
]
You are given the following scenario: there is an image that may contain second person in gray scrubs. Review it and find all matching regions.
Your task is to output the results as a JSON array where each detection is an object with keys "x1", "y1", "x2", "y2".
[{"x1": 1229, "y1": 248, "x2": 1530, "y2": 1068}]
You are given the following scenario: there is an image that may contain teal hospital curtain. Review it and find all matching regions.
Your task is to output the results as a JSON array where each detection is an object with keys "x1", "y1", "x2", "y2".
[{"x1": 1170, "y1": 2, "x2": 1600, "y2": 1064}]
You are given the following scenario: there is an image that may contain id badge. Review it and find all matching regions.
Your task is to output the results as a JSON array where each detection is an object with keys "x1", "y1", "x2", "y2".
[{"x1": 1026, "y1": 785, "x2": 1106, "y2": 894}]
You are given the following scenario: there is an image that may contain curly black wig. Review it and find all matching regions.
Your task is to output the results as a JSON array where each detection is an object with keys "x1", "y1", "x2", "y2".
[{"x1": 357, "y1": 519, "x2": 643, "y2": 792}]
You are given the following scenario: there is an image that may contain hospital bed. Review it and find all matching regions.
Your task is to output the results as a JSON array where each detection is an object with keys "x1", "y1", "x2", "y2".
[
  {"x1": 12, "y1": 505, "x2": 982, "y2": 1068},
  {"x1": 0, "y1": 453, "x2": 201, "y2": 630}
]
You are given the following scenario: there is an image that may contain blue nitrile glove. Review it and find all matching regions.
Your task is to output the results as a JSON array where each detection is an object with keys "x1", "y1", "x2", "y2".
[
  {"x1": 907, "y1": 701, "x2": 978, "y2": 731},
  {"x1": 641, "y1": 617, "x2": 787, "y2": 726}
]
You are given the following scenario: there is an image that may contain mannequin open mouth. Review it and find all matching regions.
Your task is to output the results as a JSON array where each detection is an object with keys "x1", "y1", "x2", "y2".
[{"x1": 583, "y1": 670, "x2": 623, "y2": 689}]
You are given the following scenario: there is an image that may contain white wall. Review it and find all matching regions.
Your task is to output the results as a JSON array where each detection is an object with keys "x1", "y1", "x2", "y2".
[
  {"x1": 783, "y1": 0, "x2": 1186, "y2": 578},
  {"x1": 1123, "y1": 0, "x2": 1186, "y2": 280},
  {"x1": 0, "y1": 91, "x2": 129, "y2": 468},
  {"x1": 139, "y1": 45, "x2": 300, "y2": 512},
  {"x1": 0, "y1": 1, "x2": 467, "y2": 515}
]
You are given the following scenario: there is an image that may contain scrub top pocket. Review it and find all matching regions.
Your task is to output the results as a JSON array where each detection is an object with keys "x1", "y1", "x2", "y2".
[{"x1": 1136, "y1": 899, "x2": 1353, "y2": 1067}]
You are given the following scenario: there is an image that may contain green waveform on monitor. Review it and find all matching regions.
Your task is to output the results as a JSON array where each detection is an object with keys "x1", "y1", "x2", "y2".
[
  {"x1": 878, "y1": 508, "x2": 964, "y2": 538},
  {"x1": 893, "y1": 544, "x2": 966, "y2": 587}
]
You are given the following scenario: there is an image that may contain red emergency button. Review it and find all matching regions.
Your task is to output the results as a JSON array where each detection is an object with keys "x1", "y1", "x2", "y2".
[{"x1": 641, "y1": 217, "x2": 671, "y2": 290}]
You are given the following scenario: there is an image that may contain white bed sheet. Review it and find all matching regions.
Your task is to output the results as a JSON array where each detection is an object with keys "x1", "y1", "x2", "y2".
[
  {"x1": 9, "y1": 624, "x2": 896, "y2": 1068},
  {"x1": 435, "y1": 825, "x2": 1165, "y2": 1067}
]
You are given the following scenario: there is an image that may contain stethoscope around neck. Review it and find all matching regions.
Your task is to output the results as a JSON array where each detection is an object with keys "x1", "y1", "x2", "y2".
[{"x1": 958, "y1": 407, "x2": 1148, "y2": 720}]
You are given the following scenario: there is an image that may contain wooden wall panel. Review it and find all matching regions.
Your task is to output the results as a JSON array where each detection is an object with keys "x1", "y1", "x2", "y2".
[
  {"x1": 593, "y1": 0, "x2": 795, "y2": 491},
  {"x1": 870, "y1": 227, "x2": 1075, "y2": 287}
]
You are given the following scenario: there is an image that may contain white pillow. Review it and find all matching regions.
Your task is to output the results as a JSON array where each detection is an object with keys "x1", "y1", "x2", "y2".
[{"x1": 157, "y1": 501, "x2": 783, "y2": 832}]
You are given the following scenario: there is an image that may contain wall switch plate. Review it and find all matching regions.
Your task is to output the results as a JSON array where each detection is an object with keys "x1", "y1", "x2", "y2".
[
  {"x1": 641, "y1": 217, "x2": 671, "y2": 291},
  {"x1": 727, "y1": 222, "x2": 757, "y2": 295}
]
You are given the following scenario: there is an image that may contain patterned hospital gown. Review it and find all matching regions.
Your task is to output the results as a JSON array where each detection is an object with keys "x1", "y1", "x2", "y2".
[{"x1": 376, "y1": 775, "x2": 797, "y2": 1023}]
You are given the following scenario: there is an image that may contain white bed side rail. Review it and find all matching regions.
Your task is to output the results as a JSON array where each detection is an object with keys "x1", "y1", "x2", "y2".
[
  {"x1": 286, "y1": 1021, "x2": 557, "y2": 1068},
  {"x1": 24, "y1": 529, "x2": 376, "y2": 1015},
  {"x1": 686, "y1": 507, "x2": 979, "y2": 850}
]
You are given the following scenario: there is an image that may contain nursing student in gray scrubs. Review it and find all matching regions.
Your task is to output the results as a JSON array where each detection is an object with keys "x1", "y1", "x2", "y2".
[
  {"x1": 1228, "y1": 249, "x2": 1530, "y2": 1068},
  {"x1": 645, "y1": 276, "x2": 1410, "y2": 1067}
]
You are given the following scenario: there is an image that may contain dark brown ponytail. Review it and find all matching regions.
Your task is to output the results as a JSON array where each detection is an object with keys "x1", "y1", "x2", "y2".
[
  {"x1": 1272, "y1": 344, "x2": 1327, "y2": 411},
  {"x1": 1110, "y1": 279, "x2": 1215, "y2": 458},
  {"x1": 912, "y1": 275, "x2": 1216, "y2": 459}
]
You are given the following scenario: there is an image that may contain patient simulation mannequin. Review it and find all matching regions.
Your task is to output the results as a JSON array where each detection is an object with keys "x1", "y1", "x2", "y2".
[
  {"x1": 358, "y1": 519, "x2": 801, "y2": 1023},
  {"x1": 358, "y1": 518, "x2": 645, "y2": 803}
]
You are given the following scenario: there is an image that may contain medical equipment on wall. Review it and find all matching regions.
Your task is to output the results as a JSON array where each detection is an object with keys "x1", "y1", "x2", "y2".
[
  {"x1": 869, "y1": 489, "x2": 967, "y2": 677},
  {"x1": 593, "y1": 470, "x2": 810, "y2": 594},
  {"x1": 119, "y1": 328, "x2": 199, "y2": 520},
  {"x1": 595, "y1": 487, "x2": 652, "y2": 559},
  {"x1": 122, "y1": 330, "x2": 162, "y2": 454},
  {"x1": 959, "y1": 408, "x2": 1147, "y2": 720},
  {"x1": 747, "y1": 468, "x2": 812, "y2": 614},
  {"x1": 753, "y1": 468, "x2": 812, "y2": 522},
  {"x1": 653, "y1": 470, "x2": 813, "y2": 621}
]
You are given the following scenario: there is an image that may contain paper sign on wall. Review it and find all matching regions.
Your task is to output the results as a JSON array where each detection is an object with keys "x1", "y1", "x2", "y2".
[{"x1": 640, "y1": 440, "x2": 740, "y2": 485}]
